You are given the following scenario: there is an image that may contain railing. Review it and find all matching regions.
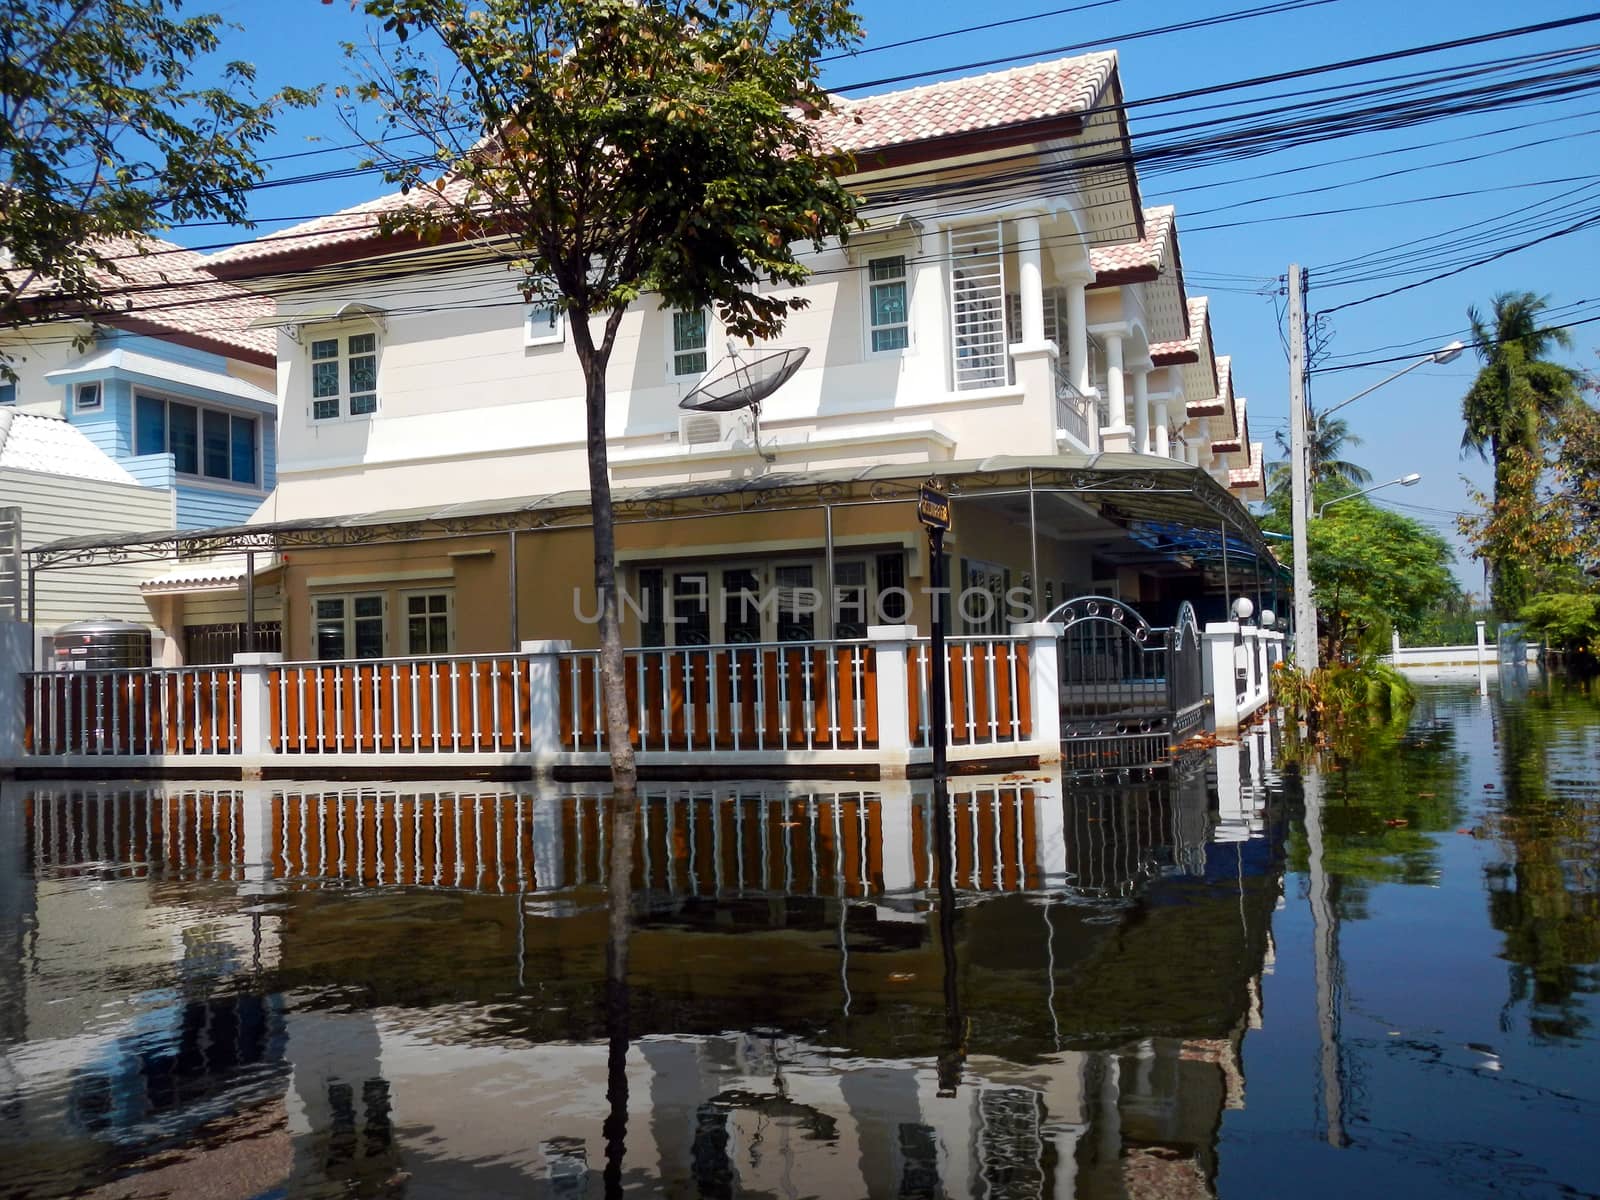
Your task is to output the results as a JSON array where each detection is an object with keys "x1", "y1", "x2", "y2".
[
  {"x1": 271, "y1": 654, "x2": 532, "y2": 754},
  {"x1": 24, "y1": 667, "x2": 240, "y2": 756},
  {"x1": 1054, "y1": 361, "x2": 1094, "y2": 449},
  {"x1": 909, "y1": 636, "x2": 1032, "y2": 748},
  {"x1": 560, "y1": 641, "x2": 879, "y2": 754}
]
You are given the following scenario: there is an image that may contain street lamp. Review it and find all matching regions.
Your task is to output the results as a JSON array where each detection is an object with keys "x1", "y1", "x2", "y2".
[
  {"x1": 1315, "y1": 472, "x2": 1421, "y2": 519},
  {"x1": 1290, "y1": 339, "x2": 1463, "y2": 674}
]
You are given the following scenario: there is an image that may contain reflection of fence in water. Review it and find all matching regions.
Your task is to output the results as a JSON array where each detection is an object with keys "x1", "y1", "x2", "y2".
[
  {"x1": 25, "y1": 789, "x2": 244, "y2": 880},
  {"x1": 18, "y1": 779, "x2": 1214, "y2": 901}
]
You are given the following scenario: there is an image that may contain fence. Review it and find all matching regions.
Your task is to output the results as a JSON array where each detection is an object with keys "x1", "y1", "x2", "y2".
[
  {"x1": 270, "y1": 653, "x2": 533, "y2": 754},
  {"x1": 908, "y1": 636, "x2": 1031, "y2": 748},
  {"x1": 24, "y1": 666, "x2": 240, "y2": 756}
]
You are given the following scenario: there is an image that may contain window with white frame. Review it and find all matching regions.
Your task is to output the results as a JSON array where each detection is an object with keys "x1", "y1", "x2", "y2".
[
  {"x1": 314, "y1": 593, "x2": 385, "y2": 660},
  {"x1": 524, "y1": 301, "x2": 565, "y2": 347},
  {"x1": 867, "y1": 255, "x2": 909, "y2": 352},
  {"x1": 74, "y1": 381, "x2": 102, "y2": 412},
  {"x1": 135, "y1": 393, "x2": 259, "y2": 485},
  {"x1": 405, "y1": 591, "x2": 452, "y2": 654},
  {"x1": 671, "y1": 309, "x2": 708, "y2": 377},
  {"x1": 309, "y1": 330, "x2": 378, "y2": 421}
]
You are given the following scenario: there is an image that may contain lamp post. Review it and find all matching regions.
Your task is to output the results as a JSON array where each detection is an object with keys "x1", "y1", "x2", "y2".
[
  {"x1": 1315, "y1": 472, "x2": 1422, "y2": 519},
  {"x1": 1289, "y1": 323, "x2": 1463, "y2": 673}
]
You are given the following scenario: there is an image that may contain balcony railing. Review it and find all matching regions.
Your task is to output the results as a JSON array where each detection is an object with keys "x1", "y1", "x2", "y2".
[{"x1": 1054, "y1": 361, "x2": 1094, "y2": 451}]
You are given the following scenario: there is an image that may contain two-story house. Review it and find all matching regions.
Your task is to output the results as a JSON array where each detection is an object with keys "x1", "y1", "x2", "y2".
[
  {"x1": 2, "y1": 236, "x2": 284, "y2": 661},
  {"x1": 41, "y1": 51, "x2": 1276, "y2": 665}
]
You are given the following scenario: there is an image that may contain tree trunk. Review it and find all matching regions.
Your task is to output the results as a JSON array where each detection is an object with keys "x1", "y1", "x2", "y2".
[{"x1": 575, "y1": 334, "x2": 639, "y2": 796}]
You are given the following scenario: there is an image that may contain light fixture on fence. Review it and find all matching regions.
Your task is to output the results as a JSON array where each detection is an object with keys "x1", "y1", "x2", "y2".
[
  {"x1": 1232, "y1": 597, "x2": 1255, "y2": 622},
  {"x1": 1260, "y1": 609, "x2": 1277, "y2": 628}
]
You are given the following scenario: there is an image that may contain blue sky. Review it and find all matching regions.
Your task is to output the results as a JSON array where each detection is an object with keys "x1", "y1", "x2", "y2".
[{"x1": 189, "y1": 0, "x2": 1600, "y2": 591}]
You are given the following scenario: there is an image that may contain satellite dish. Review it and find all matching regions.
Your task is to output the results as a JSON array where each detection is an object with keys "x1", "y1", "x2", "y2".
[{"x1": 679, "y1": 345, "x2": 809, "y2": 462}]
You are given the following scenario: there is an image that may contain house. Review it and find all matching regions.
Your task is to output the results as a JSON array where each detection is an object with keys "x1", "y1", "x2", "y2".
[
  {"x1": 2, "y1": 236, "x2": 283, "y2": 661},
  {"x1": 0, "y1": 409, "x2": 175, "y2": 657},
  {"x1": 162, "y1": 50, "x2": 1276, "y2": 667}
]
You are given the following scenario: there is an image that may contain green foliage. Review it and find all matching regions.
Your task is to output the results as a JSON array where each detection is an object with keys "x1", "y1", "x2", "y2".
[
  {"x1": 0, "y1": 0, "x2": 315, "y2": 346},
  {"x1": 1276, "y1": 657, "x2": 1414, "y2": 740},
  {"x1": 1519, "y1": 592, "x2": 1600, "y2": 660},
  {"x1": 1458, "y1": 292, "x2": 1583, "y2": 618},
  {"x1": 1266, "y1": 405, "x2": 1371, "y2": 499},
  {"x1": 1263, "y1": 487, "x2": 1460, "y2": 660}
]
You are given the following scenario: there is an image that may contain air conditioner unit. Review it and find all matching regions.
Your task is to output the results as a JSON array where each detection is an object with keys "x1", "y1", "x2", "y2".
[{"x1": 678, "y1": 411, "x2": 727, "y2": 447}]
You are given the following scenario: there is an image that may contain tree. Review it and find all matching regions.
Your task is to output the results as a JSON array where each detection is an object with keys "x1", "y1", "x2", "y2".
[
  {"x1": 1262, "y1": 489, "x2": 1460, "y2": 661},
  {"x1": 1, "y1": 1, "x2": 313, "y2": 352},
  {"x1": 346, "y1": 0, "x2": 863, "y2": 793},
  {"x1": 1267, "y1": 405, "x2": 1371, "y2": 500},
  {"x1": 1459, "y1": 292, "x2": 1581, "y2": 617}
]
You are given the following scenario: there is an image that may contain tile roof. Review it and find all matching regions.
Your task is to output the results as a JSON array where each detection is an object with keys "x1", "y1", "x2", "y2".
[
  {"x1": 211, "y1": 53, "x2": 1118, "y2": 273},
  {"x1": 1188, "y1": 353, "x2": 1231, "y2": 419},
  {"x1": 1088, "y1": 205, "x2": 1174, "y2": 281},
  {"x1": 11, "y1": 235, "x2": 274, "y2": 359},
  {"x1": 1212, "y1": 393, "x2": 1248, "y2": 452},
  {"x1": 0, "y1": 409, "x2": 138, "y2": 484},
  {"x1": 1228, "y1": 441, "x2": 1265, "y2": 492},
  {"x1": 815, "y1": 52, "x2": 1116, "y2": 154},
  {"x1": 1151, "y1": 295, "x2": 1209, "y2": 362},
  {"x1": 140, "y1": 554, "x2": 261, "y2": 593}
]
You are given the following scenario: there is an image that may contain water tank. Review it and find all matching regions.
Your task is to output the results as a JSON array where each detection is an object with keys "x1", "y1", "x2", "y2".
[{"x1": 48, "y1": 620, "x2": 153, "y2": 671}]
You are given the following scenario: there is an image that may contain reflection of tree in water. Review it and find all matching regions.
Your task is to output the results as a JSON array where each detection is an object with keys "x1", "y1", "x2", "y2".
[
  {"x1": 1286, "y1": 697, "x2": 1467, "y2": 922},
  {"x1": 1484, "y1": 682, "x2": 1600, "y2": 1042}
]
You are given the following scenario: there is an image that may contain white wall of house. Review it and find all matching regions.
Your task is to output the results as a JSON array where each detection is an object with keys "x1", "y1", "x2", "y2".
[{"x1": 0, "y1": 325, "x2": 83, "y2": 416}]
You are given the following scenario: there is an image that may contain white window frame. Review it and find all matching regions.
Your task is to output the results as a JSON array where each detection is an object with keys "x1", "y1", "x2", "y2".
[
  {"x1": 312, "y1": 591, "x2": 387, "y2": 660},
  {"x1": 134, "y1": 390, "x2": 262, "y2": 489},
  {"x1": 402, "y1": 589, "x2": 454, "y2": 655},
  {"x1": 865, "y1": 253, "x2": 911, "y2": 356},
  {"x1": 524, "y1": 301, "x2": 565, "y2": 348},
  {"x1": 307, "y1": 324, "x2": 380, "y2": 424},
  {"x1": 669, "y1": 308, "x2": 710, "y2": 379},
  {"x1": 74, "y1": 381, "x2": 103, "y2": 412}
]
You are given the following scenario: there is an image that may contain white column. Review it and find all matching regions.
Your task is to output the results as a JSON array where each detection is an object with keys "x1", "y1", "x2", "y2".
[
  {"x1": 1204, "y1": 621, "x2": 1242, "y2": 733},
  {"x1": 1101, "y1": 333, "x2": 1130, "y2": 451},
  {"x1": 233, "y1": 651, "x2": 283, "y2": 769},
  {"x1": 1065, "y1": 276, "x2": 1089, "y2": 395},
  {"x1": 0, "y1": 621, "x2": 32, "y2": 762},
  {"x1": 1014, "y1": 621, "x2": 1063, "y2": 760},
  {"x1": 1017, "y1": 216, "x2": 1045, "y2": 346},
  {"x1": 1153, "y1": 399, "x2": 1170, "y2": 457},
  {"x1": 522, "y1": 638, "x2": 572, "y2": 764},
  {"x1": 869, "y1": 624, "x2": 916, "y2": 778},
  {"x1": 1475, "y1": 619, "x2": 1488, "y2": 695},
  {"x1": 1131, "y1": 365, "x2": 1151, "y2": 454},
  {"x1": 1391, "y1": 627, "x2": 1401, "y2": 661}
]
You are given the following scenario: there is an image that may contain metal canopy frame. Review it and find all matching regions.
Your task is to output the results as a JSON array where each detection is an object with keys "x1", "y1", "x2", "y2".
[{"x1": 26, "y1": 453, "x2": 1285, "y2": 575}]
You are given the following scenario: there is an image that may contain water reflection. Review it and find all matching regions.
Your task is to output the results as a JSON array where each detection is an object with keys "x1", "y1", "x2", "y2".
[{"x1": 0, "y1": 725, "x2": 1284, "y2": 1199}]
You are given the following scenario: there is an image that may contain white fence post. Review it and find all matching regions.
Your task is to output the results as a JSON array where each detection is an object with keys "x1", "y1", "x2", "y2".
[
  {"x1": 0, "y1": 621, "x2": 32, "y2": 765},
  {"x1": 869, "y1": 625, "x2": 916, "y2": 778},
  {"x1": 232, "y1": 652, "x2": 283, "y2": 771},
  {"x1": 522, "y1": 639, "x2": 572, "y2": 765},
  {"x1": 1205, "y1": 621, "x2": 1242, "y2": 733},
  {"x1": 1014, "y1": 621, "x2": 1064, "y2": 762},
  {"x1": 1391, "y1": 627, "x2": 1401, "y2": 661}
]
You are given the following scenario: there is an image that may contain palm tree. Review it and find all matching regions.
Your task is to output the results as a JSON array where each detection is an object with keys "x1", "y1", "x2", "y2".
[
  {"x1": 1461, "y1": 292, "x2": 1580, "y2": 617},
  {"x1": 1268, "y1": 406, "x2": 1372, "y2": 499}
]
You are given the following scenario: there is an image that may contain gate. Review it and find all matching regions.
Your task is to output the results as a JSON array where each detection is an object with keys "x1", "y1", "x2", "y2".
[{"x1": 1044, "y1": 596, "x2": 1200, "y2": 778}]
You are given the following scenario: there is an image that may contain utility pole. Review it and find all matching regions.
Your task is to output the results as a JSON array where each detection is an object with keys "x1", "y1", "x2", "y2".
[{"x1": 1288, "y1": 264, "x2": 1318, "y2": 673}]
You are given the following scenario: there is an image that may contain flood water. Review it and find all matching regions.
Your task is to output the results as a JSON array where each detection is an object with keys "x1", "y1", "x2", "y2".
[{"x1": 0, "y1": 679, "x2": 1596, "y2": 1198}]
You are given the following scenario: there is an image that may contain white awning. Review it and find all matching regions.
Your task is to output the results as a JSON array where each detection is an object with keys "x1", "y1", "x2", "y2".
[{"x1": 247, "y1": 302, "x2": 388, "y2": 335}]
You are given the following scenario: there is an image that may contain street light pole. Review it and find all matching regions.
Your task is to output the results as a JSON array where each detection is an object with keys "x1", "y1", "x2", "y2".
[
  {"x1": 1288, "y1": 264, "x2": 1317, "y2": 672},
  {"x1": 1316, "y1": 472, "x2": 1422, "y2": 519}
]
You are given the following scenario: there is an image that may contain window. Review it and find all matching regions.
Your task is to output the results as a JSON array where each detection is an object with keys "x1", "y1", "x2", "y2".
[
  {"x1": 867, "y1": 255, "x2": 909, "y2": 353},
  {"x1": 135, "y1": 394, "x2": 259, "y2": 485},
  {"x1": 405, "y1": 592, "x2": 452, "y2": 654},
  {"x1": 310, "y1": 331, "x2": 378, "y2": 421},
  {"x1": 524, "y1": 302, "x2": 565, "y2": 347},
  {"x1": 75, "y1": 382, "x2": 102, "y2": 412},
  {"x1": 0, "y1": 383, "x2": 15, "y2": 406},
  {"x1": 314, "y1": 594, "x2": 385, "y2": 660},
  {"x1": 671, "y1": 571, "x2": 712, "y2": 645},
  {"x1": 671, "y1": 309, "x2": 708, "y2": 377}
]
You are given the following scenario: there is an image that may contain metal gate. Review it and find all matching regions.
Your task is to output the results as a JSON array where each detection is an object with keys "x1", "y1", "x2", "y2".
[{"x1": 1044, "y1": 596, "x2": 1199, "y2": 778}]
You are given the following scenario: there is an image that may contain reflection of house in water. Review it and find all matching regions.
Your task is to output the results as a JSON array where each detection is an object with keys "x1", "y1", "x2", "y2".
[{"x1": 3, "y1": 744, "x2": 1283, "y2": 1198}]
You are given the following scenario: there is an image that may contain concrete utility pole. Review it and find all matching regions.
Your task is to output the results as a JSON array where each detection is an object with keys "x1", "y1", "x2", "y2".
[{"x1": 1288, "y1": 264, "x2": 1318, "y2": 673}]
